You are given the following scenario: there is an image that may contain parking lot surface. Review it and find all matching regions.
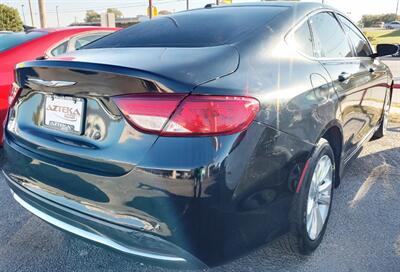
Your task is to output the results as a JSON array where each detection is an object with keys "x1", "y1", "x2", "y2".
[{"x1": 0, "y1": 124, "x2": 399, "y2": 272}]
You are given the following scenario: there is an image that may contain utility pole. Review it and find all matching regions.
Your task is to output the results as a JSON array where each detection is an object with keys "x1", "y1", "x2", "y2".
[
  {"x1": 28, "y1": 0, "x2": 34, "y2": 27},
  {"x1": 38, "y1": 0, "x2": 47, "y2": 28},
  {"x1": 149, "y1": 0, "x2": 153, "y2": 19},
  {"x1": 56, "y1": 6, "x2": 60, "y2": 27},
  {"x1": 186, "y1": 0, "x2": 189, "y2": 10},
  {"x1": 396, "y1": 0, "x2": 400, "y2": 19},
  {"x1": 21, "y1": 4, "x2": 26, "y2": 25},
  {"x1": 216, "y1": 0, "x2": 219, "y2": 5}
]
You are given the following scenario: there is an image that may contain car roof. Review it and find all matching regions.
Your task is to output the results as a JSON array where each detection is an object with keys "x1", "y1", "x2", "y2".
[
  {"x1": 200, "y1": 1, "x2": 326, "y2": 11},
  {"x1": 27, "y1": 26, "x2": 119, "y2": 34},
  {"x1": 185, "y1": 2, "x2": 332, "y2": 20},
  {"x1": 224, "y1": 1, "x2": 324, "y2": 8},
  {"x1": 86, "y1": 2, "x2": 338, "y2": 51}
]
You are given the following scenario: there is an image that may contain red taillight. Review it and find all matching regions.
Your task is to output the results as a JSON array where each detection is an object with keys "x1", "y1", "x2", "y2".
[
  {"x1": 113, "y1": 94, "x2": 260, "y2": 136},
  {"x1": 112, "y1": 94, "x2": 186, "y2": 133},
  {"x1": 9, "y1": 83, "x2": 22, "y2": 108}
]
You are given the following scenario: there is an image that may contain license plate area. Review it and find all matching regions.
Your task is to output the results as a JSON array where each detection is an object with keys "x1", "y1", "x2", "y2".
[{"x1": 43, "y1": 95, "x2": 85, "y2": 135}]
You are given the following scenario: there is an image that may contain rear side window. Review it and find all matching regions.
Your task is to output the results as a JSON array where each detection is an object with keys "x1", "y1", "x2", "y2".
[
  {"x1": 84, "y1": 6, "x2": 288, "y2": 48},
  {"x1": 289, "y1": 20, "x2": 314, "y2": 56},
  {"x1": 337, "y1": 14, "x2": 372, "y2": 57},
  {"x1": 51, "y1": 40, "x2": 69, "y2": 56},
  {"x1": 309, "y1": 12, "x2": 352, "y2": 58},
  {"x1": 0, "y1": 31, "x2": 47, "y2": 52},
  {"x1": 74, "y1": 33, "x2": 107, "y2": 49}
]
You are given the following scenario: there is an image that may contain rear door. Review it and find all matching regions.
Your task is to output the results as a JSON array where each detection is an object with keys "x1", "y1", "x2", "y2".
[
  {"x1": 309, "y1": 11, "x2": 372, "y2": 159},
  {"x1": 336, "y1": 14, "x2": 387, "y2": 133}
]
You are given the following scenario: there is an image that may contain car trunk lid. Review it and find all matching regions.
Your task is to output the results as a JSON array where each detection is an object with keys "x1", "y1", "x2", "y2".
[{"x1": 9, "y1": 46, "x2": 238, "y2": 177}]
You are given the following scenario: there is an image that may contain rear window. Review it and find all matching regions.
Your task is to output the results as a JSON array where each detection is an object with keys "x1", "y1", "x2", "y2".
[
  {"x1": 85, "y1": 6, "x2": 288, "y2": 48},
  {"x1": 0, "y1": 31, "x2": 47, "y2": 52}
]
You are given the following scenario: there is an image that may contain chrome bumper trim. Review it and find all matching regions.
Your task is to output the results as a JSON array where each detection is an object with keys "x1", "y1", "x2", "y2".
[{"x1": 12, "y1": 191, "x2": 186, "y2": 262}]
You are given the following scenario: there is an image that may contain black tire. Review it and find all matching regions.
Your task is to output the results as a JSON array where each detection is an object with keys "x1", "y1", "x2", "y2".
[
  {"x1": 372, "y1": 90, "x2": 392, "y2": 140},
  {"x1": 279, "y1": 138, "x2": 335, "y2": 255}
]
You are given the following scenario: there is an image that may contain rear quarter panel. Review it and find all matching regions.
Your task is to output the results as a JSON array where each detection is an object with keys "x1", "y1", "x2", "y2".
[{"x1": 195, "y1": 37, "x2": 339, "y2": 146}]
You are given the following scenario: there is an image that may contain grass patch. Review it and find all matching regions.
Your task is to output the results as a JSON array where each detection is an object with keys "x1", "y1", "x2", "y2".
[
  {"x1": 380, "y1": 29, "x2": 400, "y2": 38},
  {"x1": 363, "y1": 29, "x2": 400, "y2": 47}
]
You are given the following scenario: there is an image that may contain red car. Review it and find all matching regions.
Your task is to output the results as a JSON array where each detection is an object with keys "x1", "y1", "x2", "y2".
[{"x1": 0, "y1": 27, "x2": 119, "y2": 143}]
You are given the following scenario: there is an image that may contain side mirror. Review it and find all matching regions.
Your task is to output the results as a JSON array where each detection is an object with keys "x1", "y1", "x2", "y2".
[{"x1": 375, "y1": 44, "x2": 399, "y2": 57}]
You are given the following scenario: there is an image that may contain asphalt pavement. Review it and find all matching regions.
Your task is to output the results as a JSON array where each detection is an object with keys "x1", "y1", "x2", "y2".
[{"x1": 0, "y1": 124, "x2": 399, "y2": 272}]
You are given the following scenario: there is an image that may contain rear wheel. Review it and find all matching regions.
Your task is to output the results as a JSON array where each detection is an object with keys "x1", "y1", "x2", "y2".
[
  {"x1": 305, "y1": 154, "x2": 333, "y2": 241},
  {"x1": 280, "y1": 139, "x2": 335, "y2": 254}
]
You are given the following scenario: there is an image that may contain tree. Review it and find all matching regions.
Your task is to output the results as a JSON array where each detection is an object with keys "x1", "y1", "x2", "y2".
[
  {"x1": 0, "y1": 4, "x2": 23, "y2": 31},
  {"x1": 84, "y1": 10, "x2": 100, "y2": 23},
  {"x1": 360, "y1": 14, "x2": 399, "y2": 27},
  {"x1": 106, "y1": 8, "x2": 123, "y2": 19}
]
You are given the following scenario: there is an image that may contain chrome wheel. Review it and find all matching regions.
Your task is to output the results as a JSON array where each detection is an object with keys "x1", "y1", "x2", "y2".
[{"x1": 306, "y1": 155, "x2": 333, "y2": 241}]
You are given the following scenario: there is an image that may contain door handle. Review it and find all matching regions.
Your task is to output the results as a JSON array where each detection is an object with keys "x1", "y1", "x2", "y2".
[{"x1": 338, "y1": 72, "x2": 351, "y2": 82}]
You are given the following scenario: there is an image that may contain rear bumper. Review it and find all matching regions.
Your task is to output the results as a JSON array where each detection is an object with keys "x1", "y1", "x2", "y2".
[
  {"x1": 3, "y1": 120, "x2": 315, "y2": 266},
  {"x1": 4, "y1": 171, "x2": 206, "y2": 269}
]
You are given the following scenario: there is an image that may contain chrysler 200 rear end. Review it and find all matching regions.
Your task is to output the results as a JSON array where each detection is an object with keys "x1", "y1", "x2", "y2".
[{"x1": 3, "y1": 2, "x2": 395, "y2": 267}]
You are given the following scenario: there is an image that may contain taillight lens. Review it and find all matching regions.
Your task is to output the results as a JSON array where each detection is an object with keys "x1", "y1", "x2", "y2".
[
  {"x1": 113, "y1": 94, "x2": 260, "y2": 136},
  {"x1": 112, "y1": 94, "x2": 186, "y2": 133},
  {"x1": 9, "y1": 83, "x2": 22, "y2": 107}
]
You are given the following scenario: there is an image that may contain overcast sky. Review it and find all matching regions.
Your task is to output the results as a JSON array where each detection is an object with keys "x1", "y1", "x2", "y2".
[{"x1": 2, "y1": 0, "x2": 400, "y2": 28}]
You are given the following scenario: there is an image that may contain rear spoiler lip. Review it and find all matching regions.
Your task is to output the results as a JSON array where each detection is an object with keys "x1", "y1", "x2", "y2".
[{"x1": 15, "y1": 60, "x2": 190, "y2": 93}]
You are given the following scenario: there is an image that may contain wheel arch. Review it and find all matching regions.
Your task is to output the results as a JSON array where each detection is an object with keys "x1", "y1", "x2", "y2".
[{"x1": 317, "y1": 120, "x2": 344, "y2": 188}]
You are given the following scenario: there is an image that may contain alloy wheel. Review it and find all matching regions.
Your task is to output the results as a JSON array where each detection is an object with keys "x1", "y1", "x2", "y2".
[{"x1": 306, "y1": 155, "x2": 333, "y2": 241}]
